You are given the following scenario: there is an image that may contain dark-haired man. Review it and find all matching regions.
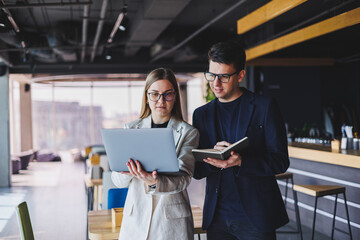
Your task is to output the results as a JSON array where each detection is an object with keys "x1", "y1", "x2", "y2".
[{"x1": 193, "y1": 41, "x2": 289, "y2": 240}]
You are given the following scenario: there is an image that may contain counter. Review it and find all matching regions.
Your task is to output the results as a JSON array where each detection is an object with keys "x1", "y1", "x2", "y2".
[
  {"x1": 280, "y1": 143, "x2": 360, "y2": 239},
  {"x1": 288, "y1": 142, "x2": 360, "y2": 169}
]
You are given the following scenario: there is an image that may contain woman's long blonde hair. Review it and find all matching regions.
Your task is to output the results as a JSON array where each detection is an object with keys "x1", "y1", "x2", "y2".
[{"x1": 139, "y1": 68, "x2": 183, "y2": 121}]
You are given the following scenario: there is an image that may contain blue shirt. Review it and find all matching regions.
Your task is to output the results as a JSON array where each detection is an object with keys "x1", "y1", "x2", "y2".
[{"x1": 214, "y1": 96, "x2": 247, "y2": 220}]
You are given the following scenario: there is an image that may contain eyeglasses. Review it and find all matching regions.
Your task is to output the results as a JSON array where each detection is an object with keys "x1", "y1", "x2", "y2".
[
  {"x1": 147, "y1": 91, "x2": 176, "y2": 102},
  {"x1": 204, "y1": 71, "x2": 238, "y2": 83}
]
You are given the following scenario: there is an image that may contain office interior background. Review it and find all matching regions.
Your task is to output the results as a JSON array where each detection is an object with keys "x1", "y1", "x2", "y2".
[{"x1": 0, "y1": 0, "x2": 360, "y2": 239}]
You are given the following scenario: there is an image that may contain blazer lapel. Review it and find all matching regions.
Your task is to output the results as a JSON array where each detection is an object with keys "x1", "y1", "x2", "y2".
[
  {"x1": 237, "y1": 88, "x2": 255, "y2": 139},
  {"x1": 206, "y1": 100, "x2": 218, "y2": 144},
  {"x1": 168, "y1": 117, "x2": 182, "y2": 148},
  {"x1": 135, "y1": 115, "x2": 152, "y2": 128}
]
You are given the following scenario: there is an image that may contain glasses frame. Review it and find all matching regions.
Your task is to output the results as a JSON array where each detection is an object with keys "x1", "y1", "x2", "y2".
[
  {"x1": 204, "y1": 71, "x2": 239, "y2": 83},
  {"x1": 147, "y1": 91, "x2": 176, "y2": 102}
]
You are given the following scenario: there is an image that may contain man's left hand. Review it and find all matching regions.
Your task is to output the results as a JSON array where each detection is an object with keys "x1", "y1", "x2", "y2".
[{"x1": 203, "y1": 151, "x2": 242, "y2": 169}]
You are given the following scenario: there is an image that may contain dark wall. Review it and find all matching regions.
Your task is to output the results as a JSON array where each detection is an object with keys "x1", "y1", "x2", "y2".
[{"x1": 253, "y1": 63, "x2": 360, "y2": 138}]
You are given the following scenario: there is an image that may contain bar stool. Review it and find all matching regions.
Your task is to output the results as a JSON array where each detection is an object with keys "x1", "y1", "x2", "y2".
[
  {"x1": 276, "y1": 172, "x2": 303, "y2": 240},
  {"x1": 293, "y1": 185, "x2": 353, "y2": 240}
]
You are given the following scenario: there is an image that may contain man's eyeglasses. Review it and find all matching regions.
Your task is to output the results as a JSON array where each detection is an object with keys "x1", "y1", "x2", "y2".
[
  {"x1": 204, "y1": 71, "x2": 238, "y2": 83},
  {"x1": 147, "y1": 91, "x2": 176, "y2": 102}
]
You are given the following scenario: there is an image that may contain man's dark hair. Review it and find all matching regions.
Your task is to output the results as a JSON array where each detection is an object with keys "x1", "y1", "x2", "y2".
[{"x1": 208, "y1": 41, "x2": 246, "y2": 73}]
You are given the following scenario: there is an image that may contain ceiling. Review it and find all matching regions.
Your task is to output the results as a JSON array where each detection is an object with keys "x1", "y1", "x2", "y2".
[{"x1": 0, "y1": 0, "x2": 359, "y2": 75}]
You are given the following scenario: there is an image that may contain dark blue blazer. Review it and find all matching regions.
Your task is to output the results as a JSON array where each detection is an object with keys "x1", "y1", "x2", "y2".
[{"x1": 193, "y1": 88, "x2": 289, "y2": 232}]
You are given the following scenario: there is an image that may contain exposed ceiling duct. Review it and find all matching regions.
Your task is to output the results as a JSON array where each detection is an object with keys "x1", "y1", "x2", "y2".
[
  {"x1": 81, "y1": 5, "x2": 90, "y2": 63},
  {"x1": 90, "y1": 0, "x2": 109, "y2": 62},
  {"x1": 124, "y1": 0, "x2": 191, "y2": 57}
]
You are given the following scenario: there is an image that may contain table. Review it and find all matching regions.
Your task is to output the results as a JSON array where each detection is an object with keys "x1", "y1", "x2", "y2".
[
  {"x1": 88, "y1": 206, "x2": 206, "y2": 240},
  {"x1": 84, "y1": 174, "x2": 103, "y2": 210}
]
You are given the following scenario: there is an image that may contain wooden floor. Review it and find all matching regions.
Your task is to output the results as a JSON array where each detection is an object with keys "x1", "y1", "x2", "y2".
[{"x1": 0, "y1": 151, "x2": 331, "y2": 240}]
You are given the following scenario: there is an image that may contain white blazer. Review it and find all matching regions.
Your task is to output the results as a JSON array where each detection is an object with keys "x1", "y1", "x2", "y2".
[{"x1": 112, "y1": 115, "x2": 199, "y2": 240}]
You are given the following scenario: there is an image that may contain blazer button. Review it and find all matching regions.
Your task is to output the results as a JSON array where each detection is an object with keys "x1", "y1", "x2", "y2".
[{"x1": 215, "y1": 188, "x2": 218, "y2": 194}]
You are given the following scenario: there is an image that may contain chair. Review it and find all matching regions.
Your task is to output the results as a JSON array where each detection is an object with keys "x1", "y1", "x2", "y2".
[
  {"x1": 101, "y1": 171, "x2": 117, "y2": 209},
  {"x1": 293, "y1": 184, "x2": 353, "y2": 240},
  {"x1": 275, "y1": 172, "x2": 303, "y2": 240},
  {"x1": 90, "y1": 153, "x2": 101, "y2": 165},
  {"x1": 108, "y1": 188, "x2": 128, "y2": 209},
  {"x1": 16, "y1": 201, "x2": 34, "y2": 240},
  {"x1": 99, "y1": 155, "x2": 110, "y2": 172},
  {"x1": 90, "y1": 165, "x2": 103, "y2": 179}
]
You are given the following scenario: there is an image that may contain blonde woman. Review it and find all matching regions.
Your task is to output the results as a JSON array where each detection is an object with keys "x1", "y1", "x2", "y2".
[{"x1": 111, "y1": 68, "x2": 199, "y2": 240}]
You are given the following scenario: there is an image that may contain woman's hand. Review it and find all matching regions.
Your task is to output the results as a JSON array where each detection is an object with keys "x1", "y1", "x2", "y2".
[{"x1": 121, "y1": 159, "x2": 157, "y2": 186}]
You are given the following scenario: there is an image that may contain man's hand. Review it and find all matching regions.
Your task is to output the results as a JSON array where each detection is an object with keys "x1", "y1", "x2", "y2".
[
  {"x1": 213, "y1": 141, "x2": 231, "y2": 151},
  {"x1": 121, "y1": 159, "x2": 157, "y2": 186},
  {"x1": 203, "y1": 151, "x2": 242, "y2": 169}
]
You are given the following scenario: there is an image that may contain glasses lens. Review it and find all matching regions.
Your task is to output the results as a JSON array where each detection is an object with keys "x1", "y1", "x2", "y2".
[
  {"x1": 148, "y1": 92, "x2": 160, "y2": 101},
  {"x1": 219, "y1": 75, "x2": 229, "y2": 83},
  {"x1": 164, "y1": 92, "x2": 176, "y2": 101},
  {"x1": 204, "y1": 72, "x2": 215, "y2": 81}
]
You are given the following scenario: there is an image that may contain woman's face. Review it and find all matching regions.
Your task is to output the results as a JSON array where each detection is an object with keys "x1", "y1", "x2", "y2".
[{"x1": 147, "y1": 79, "x2": 176, "y2": 123}]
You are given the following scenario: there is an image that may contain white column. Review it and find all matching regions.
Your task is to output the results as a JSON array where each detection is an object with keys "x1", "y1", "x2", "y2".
[
  {"x1": 0, "y1": 66, "x2": 11, "y2": 187},
  {"x1": 52, "y1": 83, "x2": 57, "y2": 151},
  {"x1": 19, "y1": 82, "x2": 33, "y2": 151},
  {"x1": 9, "y1": 78, "x2": 15, "y2": 154},
  {"x1": 90, "y1": 82, "x2": 95, "y2": 144}
]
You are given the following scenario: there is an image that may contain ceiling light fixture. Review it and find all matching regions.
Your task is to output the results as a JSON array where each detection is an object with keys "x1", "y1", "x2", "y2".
[
  {"x1": 104, "y1": 48, "x2": 111, "y2": 60},
  {"x1": 107, "y1": 4, "x2": 127, "y2": 44},
  {"x1": 118, "y1": 25, "x2": 126, "y2": 31}
]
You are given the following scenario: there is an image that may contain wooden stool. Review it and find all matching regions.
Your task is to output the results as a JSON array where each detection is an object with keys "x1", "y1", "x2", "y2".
[
  {"x1": 293, "y1": 185, "x2": 353, "y2": 240},
  {"x1": 276, "y1": 172, "x2": 303, "y2": 240}
]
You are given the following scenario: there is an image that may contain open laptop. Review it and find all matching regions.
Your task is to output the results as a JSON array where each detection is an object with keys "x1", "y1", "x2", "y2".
[{"x1": 101, "y1": 128, "x2": 179, "y2": 173}]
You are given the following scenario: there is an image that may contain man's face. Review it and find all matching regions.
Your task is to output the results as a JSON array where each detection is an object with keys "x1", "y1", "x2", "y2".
[{"x1": 208, "y1": 60, "x2": 245, "y2": 102}]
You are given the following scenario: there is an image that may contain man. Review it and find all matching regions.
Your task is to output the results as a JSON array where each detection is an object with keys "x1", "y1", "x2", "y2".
[{"x1": 193, "y1": 41, "x2": 289, "y2": 240}]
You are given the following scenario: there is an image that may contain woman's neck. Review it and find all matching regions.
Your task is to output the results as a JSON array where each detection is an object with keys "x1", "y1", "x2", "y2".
[{"x1": 151, "y1": 115, "x2": 171, "y2": 124}]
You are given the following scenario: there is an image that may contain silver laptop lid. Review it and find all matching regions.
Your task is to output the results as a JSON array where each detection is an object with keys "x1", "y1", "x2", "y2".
[{"x1": 101, "y1": 128, "x2": 179, "y2": 173}]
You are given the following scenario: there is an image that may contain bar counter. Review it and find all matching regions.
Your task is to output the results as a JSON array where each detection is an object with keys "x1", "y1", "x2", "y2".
[
  {"x1": 283, "y1": 142, "x2": 360, "y2": 239},
  {"x1": 288, "y1": 142, "x2": 360, "y2": 169}
]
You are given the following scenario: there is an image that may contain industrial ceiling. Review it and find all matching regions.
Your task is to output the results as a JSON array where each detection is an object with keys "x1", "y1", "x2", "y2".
[{"x1": 0, "y1": 0, "x2": 359, "y2": 75}]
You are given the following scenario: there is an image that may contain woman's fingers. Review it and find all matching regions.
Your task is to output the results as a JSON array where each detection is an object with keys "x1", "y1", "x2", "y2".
[{"x1": 128, "y1": 159, "x2": 139, "y2": 176}]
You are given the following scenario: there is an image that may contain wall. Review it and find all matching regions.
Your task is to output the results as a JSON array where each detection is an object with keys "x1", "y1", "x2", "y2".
[{"x1": 256, "y1": 63, "x2": 360, "y2": 138}]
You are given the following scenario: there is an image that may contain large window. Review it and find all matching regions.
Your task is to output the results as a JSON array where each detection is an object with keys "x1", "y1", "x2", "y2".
[{"x1": 31, "y1": 81, "x2": 145, "y2": 152}]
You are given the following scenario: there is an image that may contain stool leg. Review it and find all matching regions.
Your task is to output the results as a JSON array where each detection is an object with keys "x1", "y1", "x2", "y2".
[
  {"x1": 343, "y1": 193, "x2": 353, "y2": 240},
  {"x1": 331, "y1": 194, "x2": 338, "y2": 240},
  {"x1": 284, "y1": 178, "x2": 289, "y2": 207},
  {"x1": 312, "y1": 197, "x2": 318, "y2": 240},
  {"x1": 198, "y1": 233, "x2": 201, "y2": 240},
  {"x1": 292, "y1": 179, "x2": 303, "y2": 240}
]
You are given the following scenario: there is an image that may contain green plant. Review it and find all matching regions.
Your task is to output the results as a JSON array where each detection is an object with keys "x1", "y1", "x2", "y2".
[{"x1": 205, "y1": 82, "x2": 216, "y2": 102}]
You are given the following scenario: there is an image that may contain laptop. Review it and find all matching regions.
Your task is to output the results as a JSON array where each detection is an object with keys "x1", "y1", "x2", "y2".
[{"x1": 101, "y1": 128, "x2": 179, "y2": 173}]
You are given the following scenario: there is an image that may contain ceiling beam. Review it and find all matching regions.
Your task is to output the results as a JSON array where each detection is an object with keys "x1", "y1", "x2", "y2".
[
  {"x1": 0, "y1": 1, "x2": 92, "y2": 9},
  {"x1": 247, "y1": 58, "x2": 334, "y2": 66},
  {"x1": 246, "y1": 7, "x2": 360, "y2": 61},
  {"x1": 237, "y1": 0, "x2": 307, "y2": 35}
]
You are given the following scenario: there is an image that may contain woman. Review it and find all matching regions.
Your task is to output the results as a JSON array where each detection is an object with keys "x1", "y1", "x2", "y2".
[{"x1": 111, "y1": 68, "x2": 199, "y2": 240}]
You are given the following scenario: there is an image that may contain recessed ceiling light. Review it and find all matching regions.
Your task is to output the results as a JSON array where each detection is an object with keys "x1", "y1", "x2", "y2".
[
  {"x1": 105, "y1": 55, "x2": 112, "y2": 60},
  {"x1": 118, "y1": 25, "x2": 126, "y2": 31},
  {"x1": 0, "y1": 23, "x2": 5, "y2": 27}
]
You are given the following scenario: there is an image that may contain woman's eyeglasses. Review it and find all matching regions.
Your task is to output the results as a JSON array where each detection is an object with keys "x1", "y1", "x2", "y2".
[{"x1": 147, "y1": 91, "x2": 176, "y2": 102}]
